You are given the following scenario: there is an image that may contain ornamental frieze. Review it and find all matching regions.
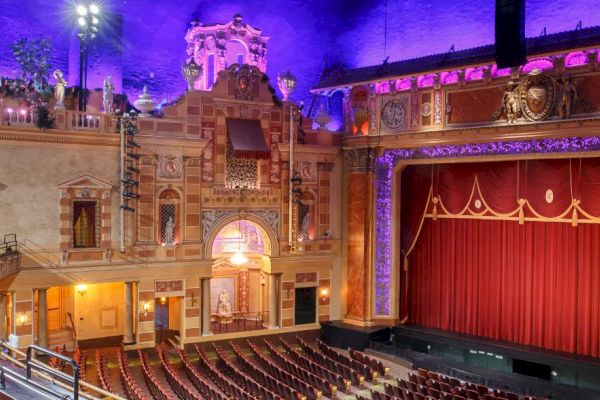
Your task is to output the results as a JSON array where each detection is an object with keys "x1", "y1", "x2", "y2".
[
  {"x1": 201, "y1": 209, "x2": 279, "y2": 240},
  {"x1": 494, "y1": 71, "x2": 590, "y2": 124}
]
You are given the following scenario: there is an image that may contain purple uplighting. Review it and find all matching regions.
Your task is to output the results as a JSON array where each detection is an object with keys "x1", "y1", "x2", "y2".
[
  {"x1": 374, "y1": 136, "x2": 600, "y2": 316},
  {"x1": 521, "y1": 58, "x2": 554, "y2": 74},
  {"x1": 491, "y1": 64, "x2": 511, "y2": 77},
  {"x1": 397, "y1": 78, "x2": 412, "y2": 91},
  {"x1": 465, "y1": 66, "x2": 486, "y2": 81},
  {"x1": 417, "y1": 74, "x2": 436, "y2": 88},
  {"x1": 565, "y1": 51, "x2": 589, "y2": 67},
  {"x1": 441, "y1": 71, "x2": 459, "y2": 85}
]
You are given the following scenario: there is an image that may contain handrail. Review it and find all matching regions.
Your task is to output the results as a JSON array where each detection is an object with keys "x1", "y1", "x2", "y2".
[
  {"x1": 26, "y1": 344, "x2": 79, "y2": 400},
  {"x1": 0, "y1": 365, "x2": 65, "y2": 399},
  {"x1": 0, "y1": 340, "x2": 125, "y2": 400},
  {"x1": 67, "y1": 312, "x2": 78, "y2": 341}
]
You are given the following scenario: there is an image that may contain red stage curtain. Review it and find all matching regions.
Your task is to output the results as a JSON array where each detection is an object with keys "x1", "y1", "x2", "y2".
[{"x1": 402, "y1": 158, "x2": 600, "y2": 357}]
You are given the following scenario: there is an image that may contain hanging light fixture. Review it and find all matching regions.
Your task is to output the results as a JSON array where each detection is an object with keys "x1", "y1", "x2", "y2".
[{"x1": 230, "y1": 216, "x2": 248, "y2": 266}]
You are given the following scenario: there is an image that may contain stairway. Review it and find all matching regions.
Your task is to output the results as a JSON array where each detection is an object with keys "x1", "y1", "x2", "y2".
[{"x1": 47, "y1": 329, "x2": 75, "y2": 352}]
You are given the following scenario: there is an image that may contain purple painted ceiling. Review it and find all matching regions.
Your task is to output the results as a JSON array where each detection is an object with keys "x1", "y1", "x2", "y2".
[{"x1": 1, "y1": 0, "x2": 599, "y2": 104}]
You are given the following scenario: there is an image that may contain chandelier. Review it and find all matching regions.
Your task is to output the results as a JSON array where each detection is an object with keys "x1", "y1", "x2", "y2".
[{"x1": 229, "y1": 217, "x2": 248, "y2": 266}]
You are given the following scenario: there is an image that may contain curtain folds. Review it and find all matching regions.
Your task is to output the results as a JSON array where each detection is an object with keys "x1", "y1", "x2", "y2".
[{"x1": 401, "y1": 158, "x2": 600, "y2": 357}]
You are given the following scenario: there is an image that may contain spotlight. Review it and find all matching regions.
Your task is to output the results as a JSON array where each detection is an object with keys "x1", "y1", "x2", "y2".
[
  {"x1": 122, "y1": 192, "x2": 140, "y2": 199},
  {"x1": 91, "y1": 16, "x2": 99, "y2": 25},
  {"x1": 127, "y1": 140, "x2": 141, "y2": 148},
  {"x1": 127, "y1": 166, "x2": 140, "y2": 173},
  {"x1": 76, "y1": 4, "x2": 88, "y2": 16},
  {"x1": 122, "y1": 178, "x2": 139, "y2": 186},
  {"x1": 127, "y1": 152, "x2": 140, "y2": 160},
  {"x1": 89, "y1": 4, "x2": 99, "y2": 14},
  {"x1": 120, "y1": 205, "x2": 136, "y2": 212},
  {"x1": 78, "y1": 16, "x2": 87, "y2": 27}
]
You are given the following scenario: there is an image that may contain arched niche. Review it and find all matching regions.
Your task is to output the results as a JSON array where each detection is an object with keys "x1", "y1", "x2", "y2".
[
  {"x1": 205, "y1": 214, "x2": 279, "y2": 259},
  {"x1": 225, "y1": 39, "x2": 248, "y2": 67},
  {"x1": 158, "y1": 188, "x2": 181, "y2": 245}
]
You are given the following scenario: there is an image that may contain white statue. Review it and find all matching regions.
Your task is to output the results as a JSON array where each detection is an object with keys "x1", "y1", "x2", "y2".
[
  {"x1": 163, "y1": 216, "x2": 175, "y2": 245},
  {"x1": 102, "y1": 76, "x2": 114, "y2": 114},
  {"x1": 299, "y1": 212, "x2": 310, "y2": 241},
  {"x1": 53, "y1": 70, "x2": 67, "y2": 110},
  {"x1": 217, "y1": 289, "x2": 232, "y2": 316}
]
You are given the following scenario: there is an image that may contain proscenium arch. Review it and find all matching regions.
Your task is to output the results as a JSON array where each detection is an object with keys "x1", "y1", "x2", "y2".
[{"x1": 204, "y1": 213, "x2": 279, "y2": 259}]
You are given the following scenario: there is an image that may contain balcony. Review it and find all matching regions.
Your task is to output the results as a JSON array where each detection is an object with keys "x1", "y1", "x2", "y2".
[
  {"x1": 0, "y1": 234, "x2": 21, "y2": 280},
  {"x1": 1, "y1": 106, "x2": 116, "y2": 133}
]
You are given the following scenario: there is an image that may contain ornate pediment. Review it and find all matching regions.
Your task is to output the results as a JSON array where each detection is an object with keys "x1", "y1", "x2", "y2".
[{"x1": 58, "y1": 174, "x2": 113, "y2": 189}]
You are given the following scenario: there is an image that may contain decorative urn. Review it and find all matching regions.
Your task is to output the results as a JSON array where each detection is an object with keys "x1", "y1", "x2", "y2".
[
  {"x1": 133, "y1": 86, "x2": 156, "y2": 117},
  {"x1": 277, "y1": 69, "x2": 297, "y2": 101},
  {"x1": 314, "y1": 104, "x2": 332, "y2": 129},
  {"x1": 182, "y1": 58, "x2": 202, "y2": 91}
]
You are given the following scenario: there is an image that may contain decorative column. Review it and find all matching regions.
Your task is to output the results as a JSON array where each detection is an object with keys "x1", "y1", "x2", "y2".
[
  {"x1": 0, "y1": 293, "x2": 6, "y2": 339},
  {"x1": 268, "y1": 273, "x2": 281, "y2": 329},
  {"x1": 343, "y1": 147, "x2": 376, "y2": 325},
  {"x1": 37, "y1": 288, "x2": 48, "y2": 349},
  {"x1": 123, "y1": 282, "x2": 134, "y2": 345},
  {"x1": 201, "y1": 278, "x2": 212, "y2": 336}
]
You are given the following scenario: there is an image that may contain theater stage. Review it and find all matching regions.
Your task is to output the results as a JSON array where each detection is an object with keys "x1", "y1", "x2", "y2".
[
  {"x1": 320, "y1": 321, "x2": 391, "y2": 350},
  {"x1": 372, "y1": 325, "x2": 600, "y2": 400}
]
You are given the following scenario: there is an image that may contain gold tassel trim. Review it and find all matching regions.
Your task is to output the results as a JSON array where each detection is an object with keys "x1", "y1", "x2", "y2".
[{"x1": 432, "y1": 196, "x2": 439, "y2": 221}]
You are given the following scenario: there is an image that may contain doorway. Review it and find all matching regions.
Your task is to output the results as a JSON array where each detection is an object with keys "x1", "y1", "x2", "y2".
[
  {"x1": 295, "y1": 287, "x2": 316, "y2": 325},
  {"x1": 154, "y1": 296, "x2": 182, "y2": 344}
]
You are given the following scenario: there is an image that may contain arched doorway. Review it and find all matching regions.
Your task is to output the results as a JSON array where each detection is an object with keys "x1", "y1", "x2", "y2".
[{"x1": 208, "y1": 218, "x2": 277, "y2": 333}]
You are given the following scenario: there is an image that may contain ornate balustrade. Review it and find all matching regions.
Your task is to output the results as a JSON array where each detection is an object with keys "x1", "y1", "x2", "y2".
[{"x1": 0, "y1": 106, "x2": 116, "y2": 133}]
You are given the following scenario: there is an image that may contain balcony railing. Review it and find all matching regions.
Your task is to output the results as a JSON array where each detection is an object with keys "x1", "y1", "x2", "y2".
[
  {"x1": 0, "y1": 106, "x2": 115, "y2": 133},
  {"x1": 0, "y1": 234, "x2": 21, "y2": 280}
]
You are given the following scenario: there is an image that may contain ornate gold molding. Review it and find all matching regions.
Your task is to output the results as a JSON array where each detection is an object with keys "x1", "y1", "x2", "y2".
[{"x1": 343, "y1": 147, "x2": 376, "y2": 173}]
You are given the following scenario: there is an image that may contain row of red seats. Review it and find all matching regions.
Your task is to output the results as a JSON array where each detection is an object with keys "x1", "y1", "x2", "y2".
[
  {"x1": 245, "y1": 340, "x2": 322, "y2": 400},
  {"x1": 317, "y1": 338, "x2": 378, "y2": 382},
  {"x1": 116, "y1": 350, "x2": 149, "y2": 400},
  {"x1": 137, "y1": 349, "x2": 176, "y2": 400},
  {"x1": 94, "y1": 350, "x2": 117, "y2": 394},
  {"x1": 297, "y1": 336, "x2": 365, "y2": 386},
  {"x1": 155, "y1": 347, "x2": 203, "y2": 400},
  {"x1": 72, "y1": 347, "x2": 87, "y2": 382},
  {"x1": 279, "y1": 337, "x2": 351, "y2": 393},
  {"x1": 262, "y1": 339, "x2": 337, "y2": 397},
  {"x1": 230, "y1": 342, "x2": 308, "y2": 399},
  {"x1": 173, "y1": 347, "x2": 230, "y2": 400},
  {"x1": 350, "y1": 347, "x2": 390, "y2": 377},
  {"x1": 194, "y1": 345, "x2": 258, "y2": 400},
  {"x1": 213, "y1": 343, "x2": 289, "y2": 400}
]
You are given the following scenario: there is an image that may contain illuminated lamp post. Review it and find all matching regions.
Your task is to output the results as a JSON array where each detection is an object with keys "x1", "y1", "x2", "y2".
[
  {"x1": 76, "y1": 2, "x2": 100, "y2": 111},
  {"x1": 277, "y1": 69, "x2": 296, "y2": 101}
]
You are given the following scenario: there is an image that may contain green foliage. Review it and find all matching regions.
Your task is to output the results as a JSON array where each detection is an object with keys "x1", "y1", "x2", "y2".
[
  {"x1": 10, "y1": 37, "x2": 54, "y2": 105},
  {"x1": 35, "y1": 105, "x2": 55, "y2": 130}
]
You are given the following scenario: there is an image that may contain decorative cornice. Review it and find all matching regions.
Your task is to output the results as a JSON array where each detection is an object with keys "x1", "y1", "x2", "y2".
[{"x1": 0, "y1": 129, "x2": 119, "y2": 147}]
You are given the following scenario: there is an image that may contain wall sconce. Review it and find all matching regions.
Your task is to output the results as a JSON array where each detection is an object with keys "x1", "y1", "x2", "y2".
[
  {"x1": 77, "y1": 284, "x2": 88, "y2": 297},
  {"x1": 320, "y1": 287, "x2": 329, "y2": 302},
  {"x1": 18, "y1": 313, "x2": 27, "y2": 326},
  {"x1": 143, "y1": 301, "x2": 151, "y2": 317},
  {"x1": 159, "y1": 296, "x2": 167, "y2": 305}
]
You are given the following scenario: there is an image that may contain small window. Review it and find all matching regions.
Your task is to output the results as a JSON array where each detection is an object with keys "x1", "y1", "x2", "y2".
[
  {"x1": 72, "y1": 201, "x2": 98, "y2": 248},
  {"x1": 237, "y1": 54, "x2": 244, "y2": 65}
]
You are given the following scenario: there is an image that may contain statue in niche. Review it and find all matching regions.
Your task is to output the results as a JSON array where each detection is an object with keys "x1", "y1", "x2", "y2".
[
  {"x1": 217, "y1": 289, "x2": 232, "y2": 316},
  {"x1": 163, "y1": 216, "x2": 175, "y2": 245},
  {"x1": 52, "y1": 70, "x2": 67, "y2": 110},
  {"x1": 298, "y1": 212, "x2": 310, "y2": 241},
  {"x1": 556, "y1": 76, "x2": 578, "y2": 119},
  {"x1": 102, "y1": 76, "x2": 114, "y2": 114}
]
